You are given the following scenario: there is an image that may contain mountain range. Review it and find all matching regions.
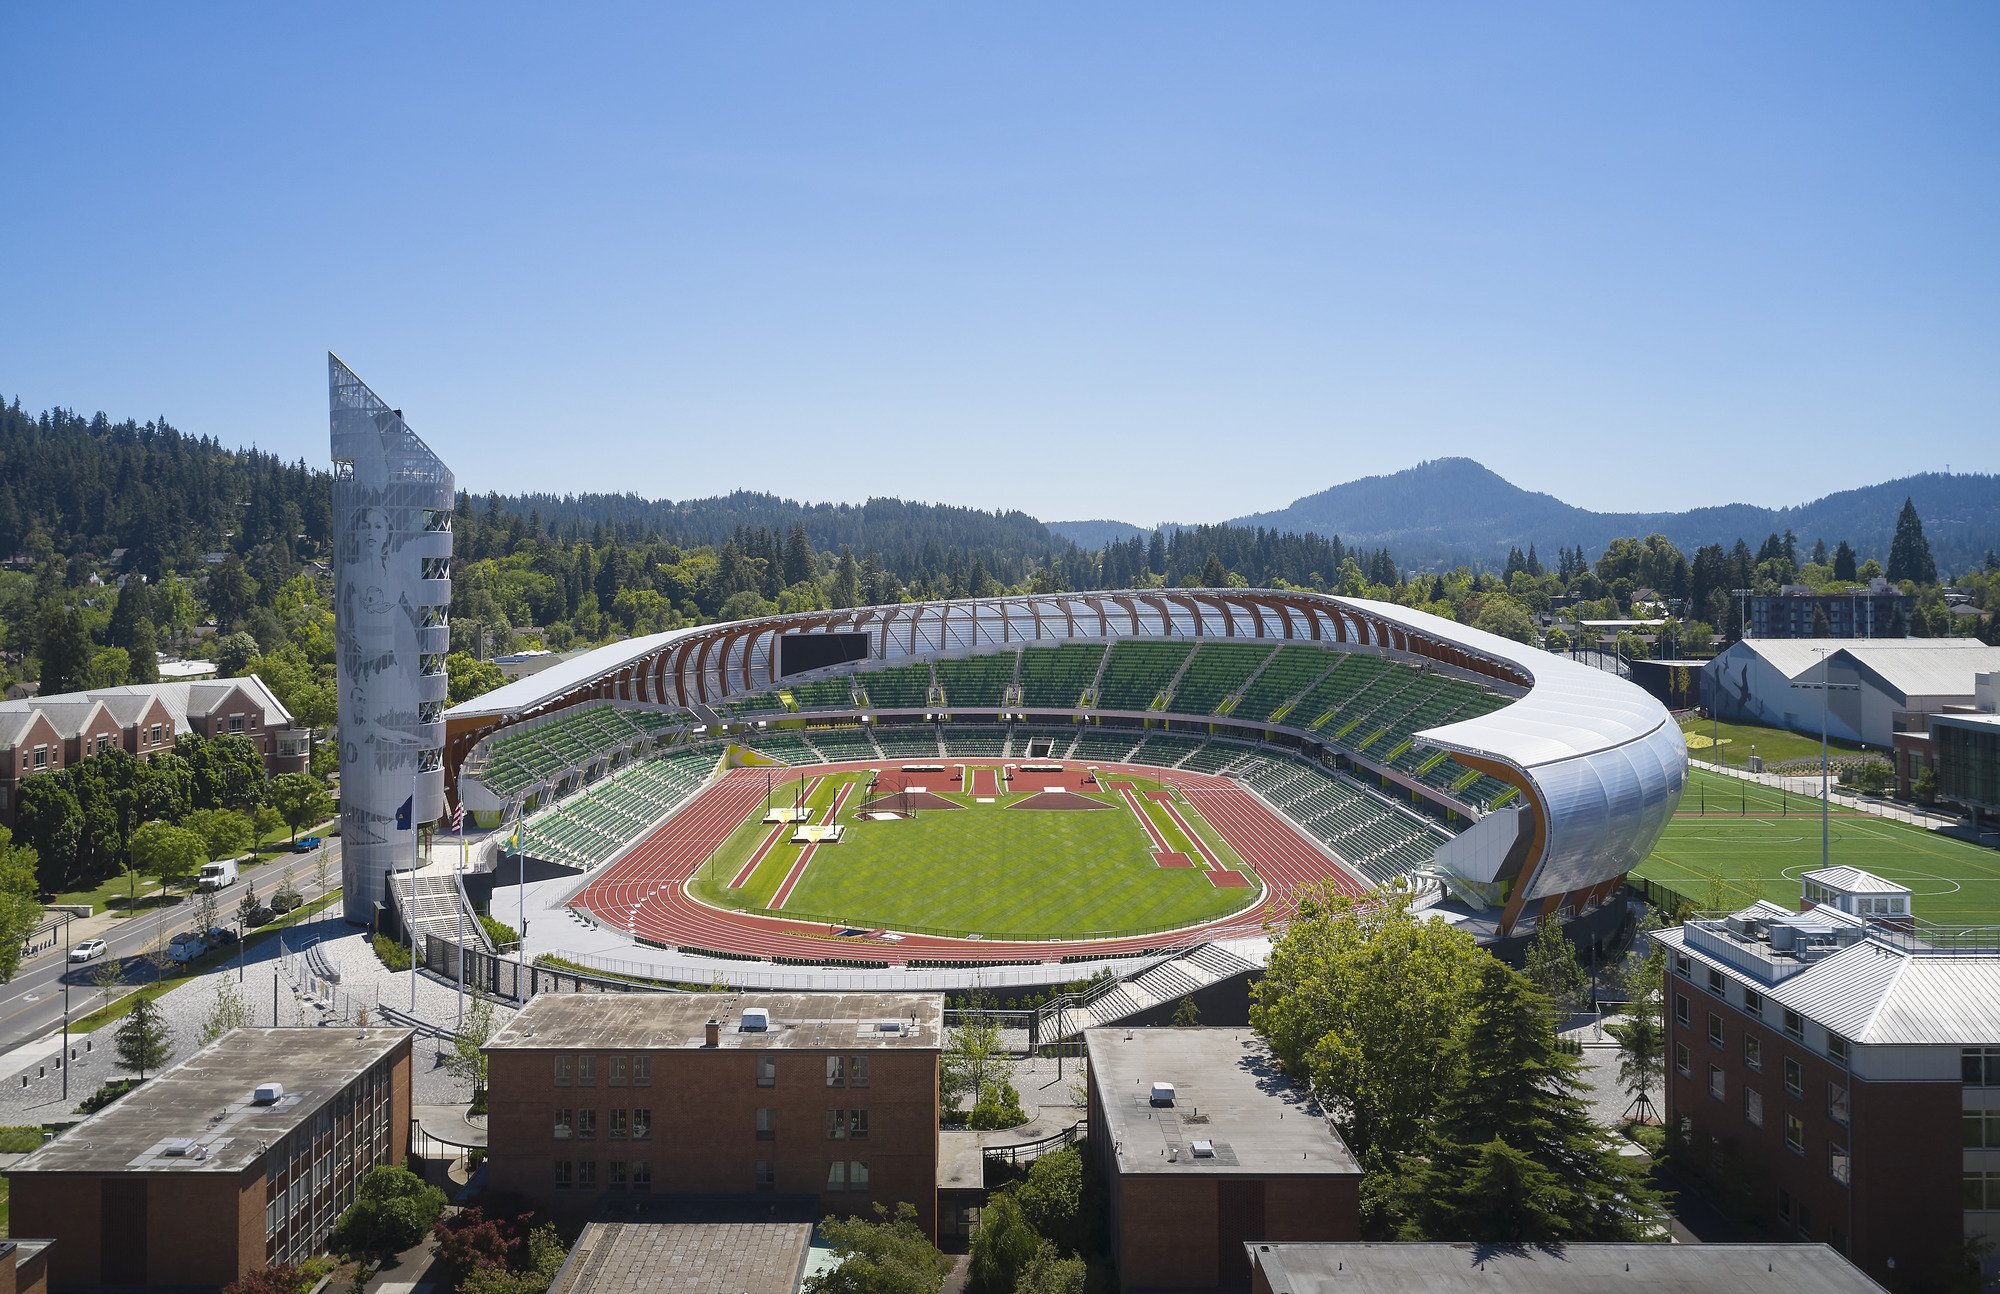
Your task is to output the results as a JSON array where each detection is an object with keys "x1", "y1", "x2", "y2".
[{"x1": 1052, "y1": 458, "x2": 2000, "y2": 572}]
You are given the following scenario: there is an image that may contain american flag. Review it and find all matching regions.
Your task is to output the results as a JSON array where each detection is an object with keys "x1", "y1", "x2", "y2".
[{"x1": 450, "y1": 801, "x2": 465, "y2": 833}]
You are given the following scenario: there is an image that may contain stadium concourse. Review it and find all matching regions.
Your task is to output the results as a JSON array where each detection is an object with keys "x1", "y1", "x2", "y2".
[
  {"x1": 445, "y1": 589, "x2": 1687, "y2": 986},
  {"x1": 564, "y1": 759, "x2": 1359, "y2": 966}
]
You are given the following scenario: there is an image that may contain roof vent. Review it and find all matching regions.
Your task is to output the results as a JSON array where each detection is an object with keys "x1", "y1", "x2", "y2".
[
  {"x1": 1150, "y1": 1081, "x2": 1176, "y2": 1106},
  {"x1": 740, "y1": 1008, "x2": 770, "y2": 1032},
  {"x1": 161, "y1": 1138, "x2": 201, "y2": 1157},
  {"x1": 1191, "y1": 1140, "x2": 1215, "y2": 1158},
  {"x1": 876, "y1": 1021, "x2": 904, "y2": 1034},
  {"x1": 252, "y1": 1082, "x2": 284, "y2": 1106}
]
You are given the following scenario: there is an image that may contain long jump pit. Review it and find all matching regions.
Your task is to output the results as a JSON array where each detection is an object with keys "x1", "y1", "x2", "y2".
[
  {"x1": 1005, "y1": 789, "x2": 1110, "y2": 811},
  {"x1": 854, "y1": 791, "x2": 961, "y2": 818}
]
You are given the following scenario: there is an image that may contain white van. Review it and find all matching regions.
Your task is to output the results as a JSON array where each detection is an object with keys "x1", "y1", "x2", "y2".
[{"x1": 196, "y1": 859, "x2": 240, "y2": 892}]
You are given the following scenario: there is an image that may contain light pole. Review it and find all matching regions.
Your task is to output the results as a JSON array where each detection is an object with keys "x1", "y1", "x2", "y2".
[{"x1": 60, "y1": 912, "x2": 72, "y2": 1101}]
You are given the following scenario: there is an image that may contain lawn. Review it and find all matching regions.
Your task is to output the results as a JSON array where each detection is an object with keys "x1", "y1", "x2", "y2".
[
  {"x1": 45, "y1": 815, "x2": 334, "y2": 916},
  {"x1": 1677, "y1": 715, "x2": 1873, "y2": 770},
  {"x1": 1632, "y1": 768, "x2": 2000, "y2": 927},
  {"x1": 689, "y1": 767, "x2": 1257, "y2": 940}
]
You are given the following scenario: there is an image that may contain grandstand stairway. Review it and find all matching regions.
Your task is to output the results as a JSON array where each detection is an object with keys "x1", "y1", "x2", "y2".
[
  {"x1": 390, "y1": 869, "x2": 490, "y2": 952},
  {"x1": 1034, "y1": 939, "x2": 1265, "y2": 1046}
]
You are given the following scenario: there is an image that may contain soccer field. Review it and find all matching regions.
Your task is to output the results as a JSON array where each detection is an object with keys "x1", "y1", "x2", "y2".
[
  {"x1": 1632, "y1": 768, "x2": 2000, "y2": 927},
  {"x1": 687, "y1": 766, "x2": 1258, "y2": 940}
]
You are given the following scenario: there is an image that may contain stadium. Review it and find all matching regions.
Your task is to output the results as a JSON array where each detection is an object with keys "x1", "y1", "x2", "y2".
[{"x1": 440, "y1": 590, "x2": 1686, "y2": 1000}]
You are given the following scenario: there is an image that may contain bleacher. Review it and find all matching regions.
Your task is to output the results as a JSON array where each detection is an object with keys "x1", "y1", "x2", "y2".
[
  {"x1": 1009, "y1": 725, "x2": 1080, "y2": 759},
  {"x1": 476, "y1": 703, "x2": 685, "y2": 799},
  {"x1": 518, "y1": 743, "x2": 723, "y2": 871},
  {"x1": 1284, "y1": 654, "x2": 1391, "y2": 728},
  {"x1": 1071, "y1": 727, "x2": 1143, "y2": 763},
  {"x1": 1168, "y1": 642, "x2": 1274, "y2": 715},
  {"x1": 1230, "y1": 646, "x2": 1340, "y2": 724},
  {"x1": 858, "y1": 665, "x2": 933, "y2": 710},
  {"x1": 1177, "y1": 740, "x2": 1255, "y2": 775},
  {"x1": 1017, "y1": 643, "x2": 1103, "y2": 708},
  {"x1": 804, "y1": 728, "x2": 879, "y2": 762},
  {"x1": 938, "y1": 726, "x2": 1008, "y2": 757},
  {"x1": 1125, "y1": 731, "x2": 1209, "y2": 768},
  {"x1": 873, "y1": 725, "x2": 944, "y2": 759},
  {"x1": 936, "y1": 654, "x2": 1014, "y2": 709},
  {"x1": 744, "y1": 730, "x2": 817, "y2": 764},
  {"x1": 721, "y1": 693, "x2": 787, "y2": 719},
  {"x1": 787, "y1": 677, "x2": 857, "y2": 711},
  {"x1": 1095, "y1": 641, "x2": 1193, "y2": 711},
  {"x1": 1236, "y1": 754, "x2": 1446, "y2": 888}
]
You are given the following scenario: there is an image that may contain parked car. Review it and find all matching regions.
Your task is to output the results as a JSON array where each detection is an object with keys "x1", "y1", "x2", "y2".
[
  {"x1": 205, "y1": 926, "x2": 239, "y2": 946},
  {"x1": 68, "y1": 938, "x2": 107, "y2": 963},
  {"x1": 293, "y1": 836, "x2": 322, "y2": 853},
  {"x1": 166, "y1": 931, "x2": 208, "y2": 964}
]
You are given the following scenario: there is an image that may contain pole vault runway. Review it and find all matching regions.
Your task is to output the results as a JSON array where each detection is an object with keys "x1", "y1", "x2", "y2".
[{"x1": 568, "y1": 758, "x2": 1368, "y2": 965}]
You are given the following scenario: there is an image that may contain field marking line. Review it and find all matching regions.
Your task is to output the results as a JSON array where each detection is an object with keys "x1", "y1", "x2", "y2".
[
  {"x1": 771, "y1": 781, "x2": 855, "y2": 909},
  {"x1": 724, "y1": 775, "x2": 823, "y2": 888},
  {"x1": 1156, "y1": 797, "x2": 1223, "y2": 871},
  {"x1": 1118, "y1": 786, "x2": 1172, "y2": 852}
]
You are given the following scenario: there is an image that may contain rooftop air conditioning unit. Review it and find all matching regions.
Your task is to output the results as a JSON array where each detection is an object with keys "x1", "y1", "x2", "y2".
[
  {"x1": 740, "y1": 1008, "x2": 770, "y2": 1032},
  {"x1": 252, "y1": 1083, "x2": 284, "y2": 1105},
  {"x1": 1150, "y1": 1082, "x2": 1176, "y2": 1106}
]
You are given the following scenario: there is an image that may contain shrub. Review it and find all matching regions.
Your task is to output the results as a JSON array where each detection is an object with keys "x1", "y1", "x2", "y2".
[
  {"x1": 0, "y1": 1125, "x2": 45, "y2": 1153},
  {"x1": 967, "y1": 1079, "x2": 1027, "y2": 1131},
  {"x1": 478, "y1": 914, "x2": 520, "y2": 948},
  {"x1": 332, "y1": 1165, "x2": 446, "y2": 1258},
  {"x1": 372, "y1": 934, "x2": 413, "y2": 972},
  {"x1": 77, "y1": 1077, "x2": 143, "y2": 1115},
  {"x1": 222, "y1": 1265, "x2": 308, "y2": 1294}
]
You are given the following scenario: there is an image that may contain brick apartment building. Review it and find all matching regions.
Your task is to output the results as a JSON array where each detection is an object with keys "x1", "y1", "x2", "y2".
[
  {"x1": 0, "y1": 677, "x2": 309, "y2": 824},
  {"x1": 1656, "y1": 869, "x2": 1999, "y2": 1293},
  {"x1": 483, "y1": 992, "x2": 943, "y2": 1238},
  {"x1": 5, "y1": 1029, "x2": 413, "y2": 1291},
  {"x1": 0, "y1": 1242, "x2": 51, "y2": 1294},
  {"x1": 1086, "y1": 1028, "x2": 1362, "y2": 1292}
]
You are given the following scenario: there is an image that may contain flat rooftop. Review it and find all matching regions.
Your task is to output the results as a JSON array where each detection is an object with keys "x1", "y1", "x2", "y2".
[
  {"x1": 1248, "y1": 1242, "x2": 1886, "y2": 1293},
  {"x1": 549, "y1": 1203, "x2": 813, "y2": 1294},
  {"x1": 1086, "y1": 1028, "x2": 1358, "y2": 1178},
  {"x1": 7, "y1": 1028, "x2": 411, "y2": 1175},
  {"x1": 487, "y1": 992, "x2": 943, "y2": 1052}
]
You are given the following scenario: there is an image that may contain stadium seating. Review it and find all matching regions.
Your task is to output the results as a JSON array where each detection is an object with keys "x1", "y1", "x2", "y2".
[
  {"x1": 1281, "y1": 654, "x2": 1389, "y2": 728},
  {"x1": 1017, "y1": 643, "x2": 1103, "y2": 708},
  {"x1": 938, "y1": 726, "x2": 1008, "y2": 757},
  {"x1": 519, "y1": 742, "x2": 723, "y2": 870},
  {"x1": 1236, "y1": 753, "x2": 1447, "y2": 888},
  {"x1": 936, "y1": 653, "x2": 1014, "y2": 709},
  {"x1": 721, "y1": 693, "x2": 787, "y2": 719},
  {"x1": 476, "y1": 703, "x2": 685, "y2": 799},
  {"x1": 1008, "y1": 724, "x2": 1081, "y2": 759},
  {"x1": 1176, "y1": 740, "x2": 1257, "y2": 775},
  {"x1": 1071, "y1": 727, "x2": 1144, "y2": 763},
  {"x1": 804, "y1": 728, "x2": 880, "y2": 762},
  {"x1": 744, "y1": 730, "x2": 817, "y2": 764},
  {"x1": 1125, "y1": 731, "x2": 1209, "y2": 768},
  {"x1": 787, "y1": 677, "x2": 858, "y2": 711},
  {"x1": 1167, "y1": 642, "x2": 1274, "y2": 715},
  {"x1": 858, "y1": 664, "x2": 933, "y2": 710},
  {"x1": 874, "y1": 725, "x2": 945, "y2": 759},
  {"x1": 1229, "y1": 646, "x2": 1341, "y2": 724},
  {"x1": 1095, "y1": 640, "x2": 1193, "y2": 711}
]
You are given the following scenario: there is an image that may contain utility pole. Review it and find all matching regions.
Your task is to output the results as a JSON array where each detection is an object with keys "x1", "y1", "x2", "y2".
[{"x1": 1732, "y1": 588, "x2": 1754, "y2": 641}]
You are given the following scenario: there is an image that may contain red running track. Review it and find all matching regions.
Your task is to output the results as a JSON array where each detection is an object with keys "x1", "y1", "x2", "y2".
[{"x1": 567, "y1": 759, "x2": 1369, "y2": 965}]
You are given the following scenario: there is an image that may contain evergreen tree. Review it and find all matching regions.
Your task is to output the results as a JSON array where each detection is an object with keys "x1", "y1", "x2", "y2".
[
  {"x1": 36, "y1": 603, "x2": 93, "y2": 694},
  {"x1": 1520, "y1": 919, "x2": 1587, "y2": 1015},
  {"x1": 1832, "y1": 540, "x2": 1858, "y2": 582},
  {"x1": 116, "y1": 994, "x2": 174, "y2": 1080},
  {"x1": 1811, "y1": 604, "x2": 1831, "y2": 637},
  {"x1": 1886, "y1": 497, "x2": 1937, "y2": 585},
  {"x1": 1399, "y1": 960, "x2": 1661, "y2": 1241}
]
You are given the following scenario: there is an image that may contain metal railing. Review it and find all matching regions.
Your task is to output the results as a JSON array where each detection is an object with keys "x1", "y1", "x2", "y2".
[{"x1": 983, "y1": 1120, "x2": 1085, "y2": 1167}]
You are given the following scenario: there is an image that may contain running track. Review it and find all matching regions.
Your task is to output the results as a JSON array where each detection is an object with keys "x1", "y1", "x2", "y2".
[{"x1": 568, "y1": 759, "x2": 1368, "y2": 965}]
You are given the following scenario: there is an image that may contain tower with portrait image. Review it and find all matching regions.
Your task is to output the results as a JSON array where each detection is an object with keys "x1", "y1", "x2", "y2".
[{"x1": 329, "y1": 355, "x2": 455, "y2": 925}]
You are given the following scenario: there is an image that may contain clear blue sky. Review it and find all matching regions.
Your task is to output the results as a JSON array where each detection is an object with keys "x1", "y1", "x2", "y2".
[{"x1": 3, "y1": 4, "x2": 1995, "y2": 526}]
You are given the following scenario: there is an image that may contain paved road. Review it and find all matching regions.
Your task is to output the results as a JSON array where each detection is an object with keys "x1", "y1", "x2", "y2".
[{"x1": 0, "y1": 841, "x2": 348, "y2": 1054}]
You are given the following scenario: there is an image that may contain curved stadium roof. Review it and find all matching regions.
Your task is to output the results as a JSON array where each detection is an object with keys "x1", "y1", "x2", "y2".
[{"x1": 446, "y1": 588, "x2": 1686, "y2": 915}]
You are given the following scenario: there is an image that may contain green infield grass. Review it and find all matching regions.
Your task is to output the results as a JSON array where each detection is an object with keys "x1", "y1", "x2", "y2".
[
  {"x1": 689, "y1": 767, "x2": 1257, "y2": 940},
  {"x1": 1632, "y1": 768, "x2": 2000, "y2": 927}
]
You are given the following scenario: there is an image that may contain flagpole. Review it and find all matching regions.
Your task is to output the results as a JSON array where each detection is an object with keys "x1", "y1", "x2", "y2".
[{"x1": 409, "y1": 774, "x2": 419, "y2": 1014}]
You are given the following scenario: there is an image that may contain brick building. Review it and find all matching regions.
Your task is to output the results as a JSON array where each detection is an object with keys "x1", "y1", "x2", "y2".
[
  {"x1": 0, "y1": 1242, "x2": 52, "y2": 1294},
  {"x1": 5, "y1": 1029, "x2": 413, "y2": 1291},
  {"x1": 1086, "y1": 1028, "x2": 1362, "y2": 1292},
  {"x1": 1246, "y1": 1241, "x2": 1887, "y2": 1293},
  {"x1": 1656, "y1": 873, "x2": 2000, "y2": 1293},
  {"x1": 0, "y1": 677, "x2": 308, "y2": 824},
  {"x1": 483, "y1": 992, "x2": 943, "y2": 1238}
]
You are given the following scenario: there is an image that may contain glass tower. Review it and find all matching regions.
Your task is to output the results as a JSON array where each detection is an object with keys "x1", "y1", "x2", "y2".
[{"x1": 329, "y1": 355, "x2": 454, "y2": 924}]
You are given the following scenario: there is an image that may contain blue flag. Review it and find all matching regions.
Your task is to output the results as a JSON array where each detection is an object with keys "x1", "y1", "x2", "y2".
[{"x1": 395, "y1": 796, "x2": 413, "y2": 830}]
